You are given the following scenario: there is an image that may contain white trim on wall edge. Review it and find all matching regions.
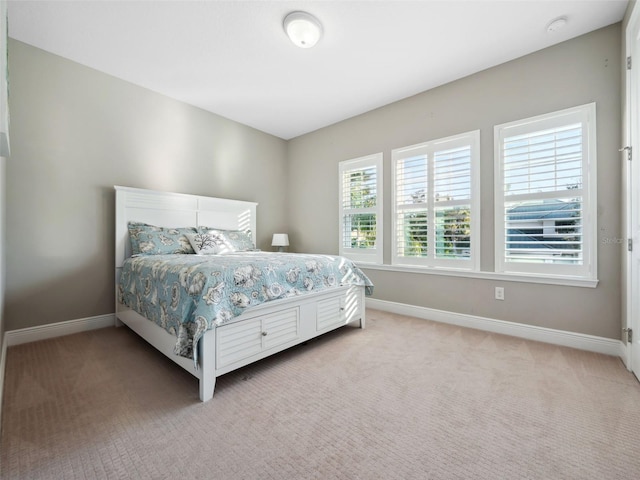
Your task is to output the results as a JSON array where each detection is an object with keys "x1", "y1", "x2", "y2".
[
  {"x1": 5, "y1": 314, "x2": 115, "y2": 347},
  {"x1": 366, "y1": 298, "x2": 625, "y2": 359}
]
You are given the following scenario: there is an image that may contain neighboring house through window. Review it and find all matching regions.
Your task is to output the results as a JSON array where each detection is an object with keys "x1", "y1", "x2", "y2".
[
  {"x1": 494, "y1": 103, "x2": 597, "y2": 279},
  {"x1": 391, "y1": 131, "x2": 480, "y2": 270},
  {"x1": 338, "y1": 153, "x2": 383, "y2": 264}
]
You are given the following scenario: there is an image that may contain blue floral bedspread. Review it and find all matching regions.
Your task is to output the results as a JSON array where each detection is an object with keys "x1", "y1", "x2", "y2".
[{"x1": 117, "y1": 252, "x2": 374, "y2": 362}]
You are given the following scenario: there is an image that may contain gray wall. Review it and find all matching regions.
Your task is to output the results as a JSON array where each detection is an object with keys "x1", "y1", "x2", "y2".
[
  {"x1": 5, "y1": 39, "x2": 288, "y2": 331},
  {"x1": 288, "y1": 24, "x2": 622, "y2": 339},
  {"x1": 5, "y1": 24, "x2": 624, "y2": 340}
]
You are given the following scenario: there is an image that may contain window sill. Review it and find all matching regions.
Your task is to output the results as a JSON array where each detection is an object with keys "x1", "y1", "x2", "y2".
[{"x1": 356, "y1": 263, "x2": 599, "y2": 288}]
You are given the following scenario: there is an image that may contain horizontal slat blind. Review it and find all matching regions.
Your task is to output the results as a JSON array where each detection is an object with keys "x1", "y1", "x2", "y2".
[
  {"x1": 435, "y1": 205, "x2": 471, "y2": 259},
  {"x1": 434, "y1": 146, "x2": 472, "y2": 202},
  {"x1": 504, "y1": 198, "x2": 583, "y2": 264},
  {"x1": 396, "y1": 209, "x2": 428, "y2": 257},
  {"x1": 501, "y1": 123, "x2": 584, "y2": 265},
  {"x1": 434, "y1": 146, "x2": 472, "y2": 259},
  {"x1": 396, "y1": 154, "x2": 428, "y2": 257},
  {"x1": 339, "y1": 153, "x2": 383, "y2": 264},
  {"x1": 341, "y1": 165, "x2": 377, "y2": 250},
  {"x1": 342, "y1": 213, "x2": 377, "y2": 249},
  {"x1": 396, "y1": 155, "x2": 427, "y2": 205},
  {"x1": 504, "y1": 123, "x2": 583, "y2": 196},
  {"x1": 341, "y1": 166, "x2": 377, "y2": 210},
  {"x1": 393, "y1": 131, "x2": 479, "y2": 269}
]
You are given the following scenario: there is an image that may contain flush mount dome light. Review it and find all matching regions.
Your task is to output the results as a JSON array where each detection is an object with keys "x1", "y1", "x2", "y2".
[
  {"x1": 547, "y1": 16, "x2": 568, "y2": 33},
  {"x1": 283, "y1": 11, "x2": 323, "y2": 48}
]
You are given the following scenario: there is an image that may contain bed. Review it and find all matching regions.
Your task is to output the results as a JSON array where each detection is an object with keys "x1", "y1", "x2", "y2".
[{"x1": 115, "y1": 186, "x2": 372, "y2": 401}]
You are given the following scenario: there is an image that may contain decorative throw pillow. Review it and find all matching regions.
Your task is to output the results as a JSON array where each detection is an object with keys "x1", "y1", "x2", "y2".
[
  {"x1": 185, "y1": 232, "x2": 225, "y2": 255},
  {"x1": 197, "y1": 228, "x2": 256, "y2": 252},
  {"x1": 127, "y1": 222, "x2": 196, "y2": 255},
  {"x1": 220, "y1": 230, "x2": 255, "y2": 252}
]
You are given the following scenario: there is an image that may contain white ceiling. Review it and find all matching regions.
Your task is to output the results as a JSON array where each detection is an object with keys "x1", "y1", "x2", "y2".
[{"x1": 7, "y1": 0, "x2": 629, "y2": 140}]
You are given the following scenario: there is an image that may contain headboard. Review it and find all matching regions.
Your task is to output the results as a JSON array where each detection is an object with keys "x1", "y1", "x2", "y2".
[{"x1": 115, "y1": 186, "x2": 258, "y2": 269}]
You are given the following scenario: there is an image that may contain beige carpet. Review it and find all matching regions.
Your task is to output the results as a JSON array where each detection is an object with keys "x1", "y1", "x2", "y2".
[{"x1": 2, "y1": 309, "x2": 640, "y2": 479}]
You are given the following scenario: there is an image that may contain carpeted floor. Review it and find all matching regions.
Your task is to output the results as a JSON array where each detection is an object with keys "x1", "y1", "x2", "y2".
[{"x1": 2, "y1": 309, "x2": 640, "y2": 479}]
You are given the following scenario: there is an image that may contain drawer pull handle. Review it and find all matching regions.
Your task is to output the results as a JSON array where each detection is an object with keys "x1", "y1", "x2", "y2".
[{"x1": 262, "y1": 331, "x2": 268, "y2": 336}]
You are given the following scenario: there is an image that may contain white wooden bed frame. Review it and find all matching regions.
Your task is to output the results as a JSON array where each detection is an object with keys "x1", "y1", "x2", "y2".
[{"x1": 115, "y1": 186, "x2": 365, "y2": 401}]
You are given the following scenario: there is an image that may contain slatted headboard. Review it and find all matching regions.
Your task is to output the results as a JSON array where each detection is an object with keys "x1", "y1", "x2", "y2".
[{"x1": 115, "y1": 186, "x2": 258, "y2": 269}]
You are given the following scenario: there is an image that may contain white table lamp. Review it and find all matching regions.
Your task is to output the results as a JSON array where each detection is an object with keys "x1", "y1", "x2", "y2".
[{"x1": 272, "y1": 233, "x2": 289, "y2": 252}]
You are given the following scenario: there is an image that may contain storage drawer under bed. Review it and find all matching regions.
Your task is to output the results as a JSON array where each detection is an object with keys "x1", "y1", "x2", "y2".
[
  {"x1": 215, "y1": 307, "x2": 300, "y2": 369},
  {"x1": 316, "y1": 287, "x2": 362, "y2": 333}
]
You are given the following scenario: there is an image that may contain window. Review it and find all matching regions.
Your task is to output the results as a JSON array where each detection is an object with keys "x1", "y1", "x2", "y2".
[
  {"x1": 494, "y1": 103, "x2": 597, "y2": 279},
  {"x1": 339, "y1": 153, "x2": 383, "y2": 264},
  {"x1": 392, "y1": 131, "x2": 480, "y2": 269}
]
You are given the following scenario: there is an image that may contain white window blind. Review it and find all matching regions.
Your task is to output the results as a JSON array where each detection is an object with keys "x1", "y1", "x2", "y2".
[
  {"x1": 392, "y1": 131, "x2": 480, "y2": 269},
  {"x1": 494, "y1": 104, "x2": 597, "y2": 279},
  {"x1": 339, "y1": 153, "x2": 383, "y2": 264}
]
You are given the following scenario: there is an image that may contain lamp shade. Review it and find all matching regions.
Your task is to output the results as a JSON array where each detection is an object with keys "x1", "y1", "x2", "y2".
[
  {"x1": 283, "y1": 11, "x2": 322, "y2": 48},
  {"x1": 271, "y1": 233, "x2": 290, "y2": 247}
]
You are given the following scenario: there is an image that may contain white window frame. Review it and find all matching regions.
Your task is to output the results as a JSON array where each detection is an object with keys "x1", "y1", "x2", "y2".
[
  {"x1": 494, "y1": 103, "x2": 597, "y2": 280},
  {"x1": 338, "y1": 153, "x2": 384, "y2": 264},
  {"x1": 391, "y1": 130, "x2": 480, "y2": 270}
]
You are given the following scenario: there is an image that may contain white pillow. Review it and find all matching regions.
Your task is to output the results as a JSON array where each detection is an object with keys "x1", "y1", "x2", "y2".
[{"x1": 185, "y1": 232, "x2": 226, "y2": 255}]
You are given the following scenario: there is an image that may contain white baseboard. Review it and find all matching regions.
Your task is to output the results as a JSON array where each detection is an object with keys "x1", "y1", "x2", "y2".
[
  {"x1": 0, "y1": 303, "x2": 628, "y2": 370},
  {"x1": 366, "y1": 298, "x2": 625, "y2": 359},
  {"x1": 5, "y1": 313, "x2": 115, "y2": 347}
]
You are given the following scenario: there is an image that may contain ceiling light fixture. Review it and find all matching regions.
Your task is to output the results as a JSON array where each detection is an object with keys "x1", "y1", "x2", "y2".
[
  {"x1": 283, "y1": 11, "x2": 323, "y2": 48},
  {"x1": 547, "y1": 16, "x2": 568, "y2": 33}
]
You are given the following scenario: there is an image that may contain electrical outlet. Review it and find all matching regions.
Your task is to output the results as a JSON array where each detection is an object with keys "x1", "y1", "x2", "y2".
[{"x1": 495, "y1": 287, "x2": 505, "y2": 301}]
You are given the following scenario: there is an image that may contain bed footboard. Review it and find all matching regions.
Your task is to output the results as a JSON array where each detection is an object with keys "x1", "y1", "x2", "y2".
[{"x1": 116, "y1": 285, "x2": 365, "y2": 401}]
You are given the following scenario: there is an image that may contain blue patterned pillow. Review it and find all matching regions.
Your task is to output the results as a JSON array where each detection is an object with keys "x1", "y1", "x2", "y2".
[
  {"x1": 197, "y1": 228, "x2": 255, "y2": 252},
  {"x1": 128, "y1": 222, "x2": 196, "y2": 255}
]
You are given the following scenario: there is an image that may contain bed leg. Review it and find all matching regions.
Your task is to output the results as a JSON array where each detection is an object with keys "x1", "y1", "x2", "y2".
[
  {"x1": 200, "y1": 376, "x2": 215, "y2": 402},
  {"x1": 198, "y1": 330, "x2": 216, "y2": 401}
]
